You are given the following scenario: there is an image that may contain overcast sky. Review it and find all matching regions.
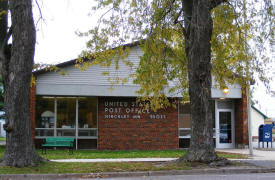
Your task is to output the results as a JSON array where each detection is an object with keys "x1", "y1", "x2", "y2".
[
  {"x1": 32, "y1": 0, "x2": 275, "y2": 117},
  {"x1": 33, "y1": 0, "x2": 96, "y2": 64}
]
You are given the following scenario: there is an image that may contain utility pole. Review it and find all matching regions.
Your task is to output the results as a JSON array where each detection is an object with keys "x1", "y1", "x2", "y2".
[
  {"x1": 244, "y1": 0, "x2": 253, "y2": 156},
  {"x1": 247, "y1": 85, "x2": 253, "y2": 156}
]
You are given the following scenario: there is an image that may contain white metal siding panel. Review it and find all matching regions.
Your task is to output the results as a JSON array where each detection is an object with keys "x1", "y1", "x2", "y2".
[
  {"x1": 36, "y1": 46, "x2": 242, "y2": 98},
  {"x1": 36, "y1": 46, "x2": 179, "y2": 97},
  {"x1": 36, "y1": 84, "x2": 140, "y2": 96},
  {"x1": 37, "y1": 46, "x2": 143, "y2": 86},
  {"x1": 211, "y1": 88, "x2": 242, "y2": 98},
  {"x1": 211, "y1": 77, "x2": 242, "y2": 98}
]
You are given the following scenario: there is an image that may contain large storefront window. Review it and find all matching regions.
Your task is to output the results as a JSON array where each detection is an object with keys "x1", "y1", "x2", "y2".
[
  {"x1": 35, "y1": 97, "x2": 55, "y2": 137},
  {"x1": 57, "y1": 98, "x2": 76, "y2": 136}
]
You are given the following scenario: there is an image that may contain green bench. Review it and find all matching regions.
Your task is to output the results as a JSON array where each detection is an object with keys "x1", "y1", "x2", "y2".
[{"x1": 42, "y1": 137, "x2": 74, "y2": 154}]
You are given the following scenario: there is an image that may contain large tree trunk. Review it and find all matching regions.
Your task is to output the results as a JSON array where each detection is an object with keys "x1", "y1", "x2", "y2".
[
  {"x1": 0, "y1": 0, "x2": 41, "y2": 167},
  {"x1": 183, "y1": 0, "x2": 218, "y2": 162}
]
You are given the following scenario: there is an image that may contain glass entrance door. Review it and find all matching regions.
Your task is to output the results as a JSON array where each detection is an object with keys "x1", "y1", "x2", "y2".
[{"x1": 216, "y1": 110, "x2": 234, "y2": 148}]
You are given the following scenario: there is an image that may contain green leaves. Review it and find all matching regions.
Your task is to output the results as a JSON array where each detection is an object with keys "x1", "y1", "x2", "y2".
[{"x1": 80, "y1": 0, "x2": 274, "y2": 109}]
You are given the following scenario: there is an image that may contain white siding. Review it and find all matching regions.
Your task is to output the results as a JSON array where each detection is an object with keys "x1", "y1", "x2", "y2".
[
  {"x1": 251, "y1": 107, "x2": 266, "y2": 148},
  {"x1": 211, "y1": 77, "x2": 242, "y2": 98},
  {"x1": 36, "y1": 46, "x2": 178, "y2": 97},
  {"x1": 251, "y1": 108, "x2": 265, "y2": 138},
  {"x1": 37, "y1": 46, "x2": 142, "y2": 86},
  {"x1": 36, "y1": 46, "x2": 242, "y2": 98}
]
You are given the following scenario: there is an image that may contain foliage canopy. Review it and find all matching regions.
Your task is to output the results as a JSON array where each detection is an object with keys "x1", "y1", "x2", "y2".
[{"x1": 79, "y1": 0, "x2": 274, "y2": 109}]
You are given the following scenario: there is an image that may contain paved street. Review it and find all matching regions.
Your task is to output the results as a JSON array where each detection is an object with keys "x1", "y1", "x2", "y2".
[
  {"x1": 239, "y1": 160, "x2": 275, "y2": 168},
  {"x1": 88, "y1": 173, "x2": 275, "y2": 180}
]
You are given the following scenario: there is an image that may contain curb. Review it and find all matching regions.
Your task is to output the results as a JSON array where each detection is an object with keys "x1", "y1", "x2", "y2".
[{"x1": 1, "y1": 167, "x2": 275, "y2": 179}]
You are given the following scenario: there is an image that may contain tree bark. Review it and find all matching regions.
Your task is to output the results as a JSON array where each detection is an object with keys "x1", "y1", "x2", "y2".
[
  {"x1": 0, "y1": 0, "x2": 41, "y2": 167},
  {"x1": 182, "y1": 0, "x2": 218, "y2": 162}
]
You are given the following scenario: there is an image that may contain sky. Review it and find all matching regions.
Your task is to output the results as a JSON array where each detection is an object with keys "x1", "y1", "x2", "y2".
[
  {"x1": 32, "y1": 0, "x2": 275, "y2": 117},
  {"x1": 33, "y1": 0, "x2": 97, "y2": 64}
]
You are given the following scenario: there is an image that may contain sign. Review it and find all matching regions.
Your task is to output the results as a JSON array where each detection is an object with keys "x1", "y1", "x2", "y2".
[
  {"x1": 265, "y1": 132, "x2": 270, "y2": 139},
  {"x1": 103, "y1": 100, "x2": 167, "y2": 120}
]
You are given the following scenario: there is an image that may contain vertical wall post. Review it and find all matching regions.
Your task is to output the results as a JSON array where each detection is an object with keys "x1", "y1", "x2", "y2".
[
  {"x1": 76, "y1": 98, "x2": 78, "y2": 150},
  {"x1": 29, "y1": 81, "x2": 36, "y2": 142},
  {"x1": 54, "y1": 98, "x2": 57, "y2": 137}
]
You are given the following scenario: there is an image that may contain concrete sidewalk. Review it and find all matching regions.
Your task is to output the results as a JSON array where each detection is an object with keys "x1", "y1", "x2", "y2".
[
  {"x1": 51, "y1": 149, "x2": 275, "y2": 169},
  {"x1": 0, "y1": 141, "x2": 5, "y2": 145},
  {"x1": 52, "y1": 158, "x2": 177, "y2": 163},
  {"x1": 52, "y1": 148, "x2": 275, "y2": 162},
  {"x1": 216, "y1": 148, "x2": 275, "y2": 168},
  {"x1": 216, "y1": 148, "x2": 275, "y2": 160}
]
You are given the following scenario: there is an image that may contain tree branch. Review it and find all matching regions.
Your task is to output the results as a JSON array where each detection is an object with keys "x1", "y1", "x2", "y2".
[
  {"x1": 174, "y1": 6, "x2": 186, "y2": 37},
  {"x1": 210, "y1": 0, "x2": 227, "y2": 10},
  {"x1": 0, "y1": 26, "x2": 12, "y2": 61},
  {"x1": 34, "y1": 0, "x2": 45, "y2": 27},
  {"x1": 3, "y1": 26, "x2": 12, "y2": 48},
  {"x1": 174, "y1": 8, "x2": 183, "y2": 24},
  {"x1": 178, "y1": 22, "x2": 187, "y2": 37}
]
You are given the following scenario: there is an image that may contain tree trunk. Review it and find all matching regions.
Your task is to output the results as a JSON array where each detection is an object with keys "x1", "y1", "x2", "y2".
[
  {"x1": 183, "y1": 0, "x2": 218, "y2": 162},
  {"x1": 0, "y1": 0, "x2": 41, "y2": 167}
]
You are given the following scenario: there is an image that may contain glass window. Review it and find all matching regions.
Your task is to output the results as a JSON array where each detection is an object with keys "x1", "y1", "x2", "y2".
[
  {"x1": 219, "y1": 111, "x2": 232, "y2": 143},
  {"x1": 178, "y1": 101, "x2": 216, "y2": 138},
  {"x1": 212, "y1": 101, "x2": 216, "y2": 137},
  {"x1": 56, "y1": 98, "x2": 76, "y2": 136},
  {"x1": 78, "y1": 97, "x2": 97, "y2": 137},
  {"x1": 35, "y1": 96, "x2": 55, "y2": 136},
  {"x1": 57, "y1": 98, "x2": 76, "y2": 128},
  {"x1": 78, "y1": 97, "x2": 97, "y2": 128},
  {"x1": 178, "y1": 103, "x2": 191, "y2": 128}
]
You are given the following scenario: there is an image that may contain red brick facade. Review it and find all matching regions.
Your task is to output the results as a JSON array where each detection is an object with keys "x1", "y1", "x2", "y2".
[
  {"x1": 234, "y1": 90, "x2": 249, "y2": 147},
  {"x1": 97, "y1": 97, "x2": 179, "y2": 150},
  {"x1": 30, "y1": 83, "x2": 36, "y2": 140},
  {"x1": 29, "y1": 87, "x2": 249, "y2": 149}
]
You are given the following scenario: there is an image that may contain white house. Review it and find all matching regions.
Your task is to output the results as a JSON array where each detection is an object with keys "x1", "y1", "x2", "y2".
[{"x1": 251, "y1": 105, "x2": 268, "y2": 147}]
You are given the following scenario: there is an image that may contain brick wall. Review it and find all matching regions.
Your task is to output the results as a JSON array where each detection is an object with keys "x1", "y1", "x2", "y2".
[
  {"x1": 30, "y1": 83, "x2": 36, "y2": 140},
  {"x1": 235, "y1": 90, "x2": 248, "y2": 147},
  {"x1": 98, "y1": 97, "x2": 179, "y2": 150}
]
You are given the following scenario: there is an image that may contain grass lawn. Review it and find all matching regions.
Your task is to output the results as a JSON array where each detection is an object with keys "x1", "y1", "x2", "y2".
[
  {"x1": 0, "y1": 145, "x2": 248, "y2": 174},
  {"x1": 0, "y1": 146, "x2": 186, "y2": 159},
  {"x1": 216, "y1": 152, "x2": 247, "y2": 159},
  {"x1": 0, "y1": 137, "x2": 5, "y2": 141},
  {"x1": 41, "y1": 149, "x2": 185, "y2": 159},
  {"x1": 0, "y1": 146, "x2": 247, "y2": 160},
  {"x1": 39, "y1": 149, "x2": 187, "y2": 160},
  {"x1": 0, "y1": 161, "x2": 194, "y2": 174}
]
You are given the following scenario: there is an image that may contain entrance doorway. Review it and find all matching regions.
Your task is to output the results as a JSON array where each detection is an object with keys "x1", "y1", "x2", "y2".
[{"x1": 215, "y1": 101, "x2": 235, "y2": 148}]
